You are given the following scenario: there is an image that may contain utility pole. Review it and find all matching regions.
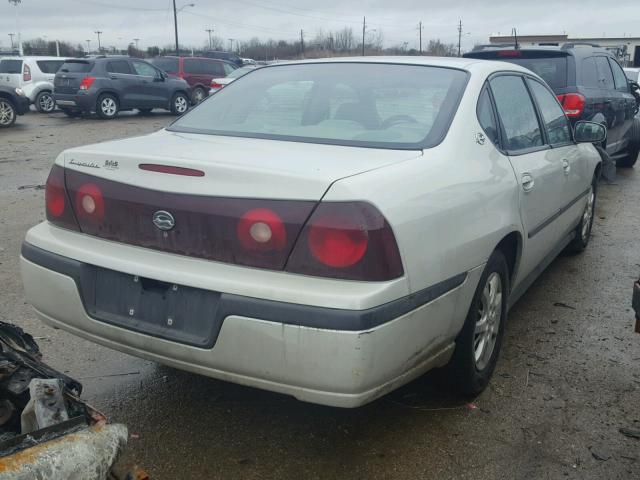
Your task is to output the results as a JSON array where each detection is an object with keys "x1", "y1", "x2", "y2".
[
  {"x1": 9, "y1": 0, "x2": 23, "y2": 55},
  {"x1": 86, "y1": 39, "x2": 91, "y2": 53},
  {"x1": 8, "y1": 33, "x2": 15, "y2": 50},
  {"x1": 94, "y1": 30, "x2": 103, "y2": 53},
  {"x1": 418, "y1": 21, "x2": 423, "y2": 54},
  {"x1": 362, "y1": 16, "x2": 366, "y2": 56},
  {"x1": 173, "y1": 0, "x2": 180, "y2": 55},
  {"x1": 457, "y1": 20, "x2": 462, "y2": 57},
  {"x1": 133, "y1": 38, "x2": 140, "y2": 50},
  {"x1": 228, "y1": 38, "x2": 234, "y2": 52},
  {"x1": 300, "y1": 30, "x2": 304, "y2": 57},
  {"x1": 205, "y1": 29, "x2": 214, "y2": 50}
]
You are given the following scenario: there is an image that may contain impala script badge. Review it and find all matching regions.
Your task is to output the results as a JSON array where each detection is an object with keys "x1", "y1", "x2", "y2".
[{"x1": 152, "y1": 210, "x2": 175, "y2": 231}]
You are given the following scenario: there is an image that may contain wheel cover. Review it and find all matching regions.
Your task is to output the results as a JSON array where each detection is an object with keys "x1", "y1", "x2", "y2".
[
  {"x1": 194, "y1": 88, "x2": 205, "y2": 102},
  {"x1": 175, "y1": 96, "x2": 188, "y2": 113},
  {"x1": 0, "y1": 100, "x2": 15, "y2": 125},
  {"x1": 581, "y1": 187, "x2": 595, "y2": 242},
  {"x1": 473, "y1": 272, "x2": 503, "y2": 371},
  {"x1": 101, "y1": 97, "x2": 117, "y2": 116},
  {"x1": 39, "y1": 93, "x2": 55, "y2": 112}
]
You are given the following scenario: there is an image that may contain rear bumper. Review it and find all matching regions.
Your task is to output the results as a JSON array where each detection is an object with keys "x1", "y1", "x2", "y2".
[
  {"x1": 53, "y1": 92, "x2": 94, "y2": 111},
  {"x1": 20, "y1": 223, "x2": 481, "y2": 407},
  {"x1": 15, "y1": 95, "x2": 30, "y2": 115}
]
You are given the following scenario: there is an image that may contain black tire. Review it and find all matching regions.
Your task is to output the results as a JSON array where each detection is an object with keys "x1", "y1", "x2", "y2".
[
  {"x1": 0, "y1": 98, "x2": 17, "y2": 127},
  {"x1": 446, "y1": 250, "x2": 509, "y2": 396},
  {"x1": 170, "y1": 92, "x2": 190, "y2": 115},
  {"x1": 96, "y1": 93, "x2": 119, "y2": 119},
  {"x1": 192, "y1": 86, "x2": 206, "y2": 104},
  {"x1": 60, "y1": 108, "x2": 81, "y2": 118},
  {"x1": 617, "y1": 118, "x2": 640, "y2": 168},
  {"x1": 138, "y1": 108, "x2": 153, "y2": 115},
  {"x1": 35, "y1": 91, "x2": 56, "y2": 113},
  {"x1": 566, "y1": 176, "x2": 597, "y2": 253}
]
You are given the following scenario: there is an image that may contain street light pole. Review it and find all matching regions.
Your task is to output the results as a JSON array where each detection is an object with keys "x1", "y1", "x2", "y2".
[
  {"x1": 8, "y1": 33, "x2": 15, "y2": 50},
  {"x1": 94, "y1": 30, "x2": 102, "y2": 53},
  {"x1": 8, "y1": 0, "x2": 23, "y2": 55},
  {"x1": 173, "y1": 0, "x2": 179, "y2": 55},
  {"x1": 205, "y1": 28, "x2": 214, "y2": 50}
]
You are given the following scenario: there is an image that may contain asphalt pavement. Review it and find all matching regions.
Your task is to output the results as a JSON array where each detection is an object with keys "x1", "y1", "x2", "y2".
[{"x1": 1, "y1": 111, "x2": 639, "y2": 479}]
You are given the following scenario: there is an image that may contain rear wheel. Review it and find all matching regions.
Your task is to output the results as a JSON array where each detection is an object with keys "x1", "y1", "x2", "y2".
[
  {"x1": 0, "y1": 98, "x2": 17, "y2": 127},
  {"x1": 35, "y1": 91, "x2": 55, "y2": 113},
  {"x1": 170, "y1": 92, "x2": 189, "y2": 115},
  {"x1": 566, "y1": 177, "x2": 597, "y2": 253},
  {"x1": 192, "y1": 86, "x2": 206, "y2": 104},
  {"x1": 96, "y1": 94, "x2": 119, "y2": 119},
  {"x1": 446, "y1": 250, "x2": 509, "y2": 396}
]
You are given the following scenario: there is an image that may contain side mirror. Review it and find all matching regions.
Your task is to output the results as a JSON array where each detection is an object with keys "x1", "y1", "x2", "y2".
[
  {"x1": 155, "y1": 72, "x2": 167, "y2": 82},
  {"x1": 574, "y1": 121, "x2": 607, "y2": 144}
]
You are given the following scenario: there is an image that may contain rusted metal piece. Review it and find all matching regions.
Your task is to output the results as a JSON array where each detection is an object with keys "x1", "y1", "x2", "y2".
[{"x1": 0, "y1": 424, "x2": 128, "y2": 480}]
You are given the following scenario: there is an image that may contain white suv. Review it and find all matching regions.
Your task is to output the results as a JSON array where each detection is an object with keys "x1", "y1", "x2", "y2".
[{"x1": 0, "y1": 56, "x2": 66, "y2": 113}]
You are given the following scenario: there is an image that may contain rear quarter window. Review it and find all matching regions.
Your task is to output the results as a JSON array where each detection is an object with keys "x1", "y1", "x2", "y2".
[
  {"x1": 36, "y1": 60, "x2": 65, "y2": 74},
  {"x1": 149, "y1": 58, "x2": 179, "y2": 74},
  {"x1": 0, "y1": 59, "x2": 22, "y2": 74}
]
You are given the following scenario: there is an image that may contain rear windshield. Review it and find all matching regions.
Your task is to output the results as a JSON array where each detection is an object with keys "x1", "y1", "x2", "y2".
[
  {"x1": 36, "y1": 60, "x2": 65, "y2": 74},
  {"x1": 149, "y1": 57, "x2": 179, "y2": 74},
  {"x1": 59, "y1": 61, "x2": 93, "y2": 73},
  {"x1": 0, "y1": 59, "x2": 22, "y2": 74},
  {"x1": 468, "y1": 52, "x2": 568, "y2": 89},
  {"x1": 168, "y1": 63, "x2": 469, "y2": 150}
]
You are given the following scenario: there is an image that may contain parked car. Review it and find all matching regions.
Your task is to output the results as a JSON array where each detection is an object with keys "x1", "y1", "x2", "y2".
[
  {"x1": 465, "y1": 44, "x2": 640, "y2": 167},
  {"x1": 202, "y1": 50, "x2": 243, "y2": 67},
  {"x1": 0, "y1": 56, "x2": 65, "y2": 113},
  {"x1": 0, "y1": 85, "x2": 30, "y2": 127},
  {"x1": 148, "y1": 56, "x2": 236, "y2": 103},
  {"x1": 53, "y1": 56, "x2": 192, "y2": 119},
  {"x1": 21, "y1": 58, "x2": 604, "y2": 407},
  {"x1": 209, "y1": 65, "x2": 259, "y2": 94},
  {"x1": 241, "y1": 58, "x2": 256, "y2": 65}
]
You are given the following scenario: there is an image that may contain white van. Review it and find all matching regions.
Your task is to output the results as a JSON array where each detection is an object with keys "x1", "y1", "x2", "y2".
[{"x1": 0, "y1": 56, "x2": 66, "y2": 113}]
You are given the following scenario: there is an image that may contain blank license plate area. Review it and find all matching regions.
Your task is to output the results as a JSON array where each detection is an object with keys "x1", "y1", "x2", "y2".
[{"x1": 90, "y1": 268, "x2": 221, "y2": 347}]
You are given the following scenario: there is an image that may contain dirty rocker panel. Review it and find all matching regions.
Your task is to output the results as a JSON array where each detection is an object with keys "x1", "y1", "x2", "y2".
[{"x1": 22, "y1": 242, "x2": 467, "y2": 348}]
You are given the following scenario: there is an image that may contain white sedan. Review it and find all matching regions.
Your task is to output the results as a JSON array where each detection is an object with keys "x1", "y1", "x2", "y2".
[
  {"x1": 21, "y1": 57, "x2": 604, "y2": 408},
  {"x1": 209, "y1": 65, "x2": 259, "y2": 94}
]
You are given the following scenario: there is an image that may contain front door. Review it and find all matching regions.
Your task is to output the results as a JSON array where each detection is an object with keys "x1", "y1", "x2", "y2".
[
  {"x1": 489, "y1": 74, "x2": 566, "y2": 282},
  {"x1": 130, "y1": 60, "x2": 168, "y2": 108}
]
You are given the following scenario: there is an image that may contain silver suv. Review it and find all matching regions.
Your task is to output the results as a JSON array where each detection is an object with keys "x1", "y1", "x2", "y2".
[{"x1": 0, "y1": 56, "x2": 66, "y2": 113}]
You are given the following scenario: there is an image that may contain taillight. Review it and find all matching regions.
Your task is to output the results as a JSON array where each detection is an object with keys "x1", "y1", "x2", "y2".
[
  {"x1": 286, "y1": 202, "x2": 404, "y2": 281},
  {"x1": 210, "y1": 81, "x2": 224, "y2": 90},
  {"x1": 556, "y1": 93, "x2": 585, "y2": 118},
  {"x1": 23, "y1": 64, "x2": 31, "y2": 82},
  {"x1": 79, "y1": 77, "x2": 96, "y2": 90},
  {"x1": 237, "y1": 208, "x2": 287, "y2": 253},
  {"x1": 74, "y1": 183, "x2": 105, "y2": 222},
  {"x1": 45, "y1": 165, "x2": 79, "y2": 231}
]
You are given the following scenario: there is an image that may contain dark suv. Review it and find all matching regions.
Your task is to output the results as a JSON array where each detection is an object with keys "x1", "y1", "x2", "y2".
[
  {"x1": 465, "y1": 44, "x2": 640, "y2": 167},
  {"x1": 53, "y1": 56, "x2": 192, "y2": 119},
  {"x1": 148, "y1": 56, "x2": 236, "y2": 103}
]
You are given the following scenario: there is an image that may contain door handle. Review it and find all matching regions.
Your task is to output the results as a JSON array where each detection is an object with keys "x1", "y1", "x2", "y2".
[
  {"x1": 109, "y1": 75, "x2": 117, "y2": 80},
  {"x1": 521, "y1": 173, "x2": 535, "y2": 192},
  {"x1": 562, "y1": 159, "x2": 570, "y2": 174}
]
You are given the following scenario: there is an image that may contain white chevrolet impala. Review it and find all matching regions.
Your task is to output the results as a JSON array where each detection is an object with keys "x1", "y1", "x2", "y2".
[{"x1": 21, "y1": 58, "x2": 605, "y2": 407}]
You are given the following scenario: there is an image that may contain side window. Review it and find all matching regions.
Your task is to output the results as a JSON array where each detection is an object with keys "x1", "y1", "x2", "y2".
[
  {"x1": 527, "y1": 79, "x2": 572, "y2": 145},
  {"x1": 36, "y1": 60, "x2": 64, "y2": 74},
  {"x1": 582, "y1": 57, "x2": 600, "y2": 88},
  {"x1": 203, "y1": 60, "x2": 224, "y2": 77},
  {"x1": 594, "y1": 57, "x2": 615, "y2": 90},
  {"x1": 131, "y1": 61, "x2": 158, "y2": 77},
  {"x1": 477, "y1": 87, "x2": 500, "y2": 146},
  {"x1": 609, "y1": 58, "x2": 629, "y2": 92},
  {"x1": 489, "y1": 75, "x2": 544, "y2": 152},
  {"x1": 183, "y1": 59, "x2": 199, "y2": 74},
  {"x1": 106, "y1": 60, "x2": 132, "y2": 75},
  {"x1": 223, "y1": 63, "x2": 236, "y2": 75}
]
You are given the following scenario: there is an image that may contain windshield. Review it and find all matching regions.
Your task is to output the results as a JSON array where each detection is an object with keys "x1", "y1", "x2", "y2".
[
  {"x1": 169, "y1": 62, "x2": 468, "y2": 149},
  {"x1": 149, "y1": 57, "x2": 179, "y2": 74}
]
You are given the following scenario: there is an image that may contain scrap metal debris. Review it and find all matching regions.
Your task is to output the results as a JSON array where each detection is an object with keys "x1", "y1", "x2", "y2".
[
  {"x1": 619, "y1": 427, "x2": 640, "y2": 440},
  {"x1": 0, "y1": 321, "x2": 147, "y2": 479}
]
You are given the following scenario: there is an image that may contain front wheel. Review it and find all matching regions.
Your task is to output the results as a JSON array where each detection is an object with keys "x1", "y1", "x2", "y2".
[
  {"x1": 566, "y1": 179, "x2": 596, "y2": 253},
  {"x1": 446, "y1": 250, "x2": 509, "y2": 396},
  {"x1": 0, "y1": 98, "x2": 17, "y2": 127},
  {"x1": 96, "y1": 94, "x2": 119, "y2": 119},
  {"x1": 170, "y1": 92, "x2": 189, "y2": 115},
  {"x1": 35, "y1": 91, "x2": 56, "y2": 113}
]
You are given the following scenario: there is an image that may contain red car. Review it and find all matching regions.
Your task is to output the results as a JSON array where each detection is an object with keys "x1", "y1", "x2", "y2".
[{"x1": 149, "y1": 56, "x2": 237, "y2": 103}]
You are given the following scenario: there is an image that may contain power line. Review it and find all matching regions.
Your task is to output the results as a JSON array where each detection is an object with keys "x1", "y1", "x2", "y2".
[
  {"x1": 67, "y1": 0, "x2": 169, "y2": 12},
  {"x1": 182, "y1": 9, "x2": 298, "y2": 37}
]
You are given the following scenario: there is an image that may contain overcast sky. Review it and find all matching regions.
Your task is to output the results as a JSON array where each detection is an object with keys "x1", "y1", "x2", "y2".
[{"x1": 1, "y1": 0, "x2": 639, "y2": 53}]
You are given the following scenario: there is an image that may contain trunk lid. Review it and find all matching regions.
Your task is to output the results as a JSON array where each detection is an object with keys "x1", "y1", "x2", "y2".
[{"x1": 54, "y1": 60, "x2": 93, "y2": 94}]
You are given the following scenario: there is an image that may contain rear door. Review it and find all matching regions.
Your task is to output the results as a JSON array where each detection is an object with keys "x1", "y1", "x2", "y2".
[
  {"x1": 0, "y1": 58, "x2": 23, "y2": 89},
  {"x1": 489, "y1": 74, "x2": 566, "y2": 279},
  {"x1": 593, "y1": 56, "x2": 623, "y2": 152},
  {"x1": 608, "y1": 57, "x2": 637, "y2": 149},
  {"x1": 55, "y1": 60, "x2": 93, "y2": 94},
  {"x1": 105, "y1": 60, "x2": 138, "y2": 108}
]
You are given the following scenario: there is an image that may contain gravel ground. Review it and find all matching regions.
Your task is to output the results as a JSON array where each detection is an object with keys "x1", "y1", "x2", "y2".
[{"x1": 1, "y1": 111, "x2": 639, "y2": 479}]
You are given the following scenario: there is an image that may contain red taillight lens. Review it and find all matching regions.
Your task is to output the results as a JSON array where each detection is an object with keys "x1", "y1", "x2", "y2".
[
  {"x1": 556, "y1": 93, "x2": 585, "y2": 118},
  {"x1": 23, "y1": 64, "x2": 31, "y2": 82},
  {"x1": 79, "y1": 76, "x2": 96, "y2": 90},
  {"x1": 44, "y1": 165, "x2": 80, "y2": 231},
  {"x1": 139, "y1": 164, "x2": 205, "y2": 177},
  {"x1": 286, "y1": 202, "x2": 404, "y2": 281},
  {"x1": 237, "y1": 208, "x2": 287, "y2": 253},
  {"x1": 74, "y1": 183, "x2": 105, "y2": 222},
  {"x1": 210, "y1": 81, "x2": 224, "y2": 90}
]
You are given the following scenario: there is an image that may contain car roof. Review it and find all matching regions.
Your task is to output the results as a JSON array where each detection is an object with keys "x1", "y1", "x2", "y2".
[{"x1": 466, "y1": 44, "x2": 613, "y2": 58}]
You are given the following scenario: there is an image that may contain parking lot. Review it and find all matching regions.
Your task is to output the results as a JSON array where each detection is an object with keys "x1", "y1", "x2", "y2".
[{"x1": 0, "y1": 110, "x2": 638, "y2": 479}]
